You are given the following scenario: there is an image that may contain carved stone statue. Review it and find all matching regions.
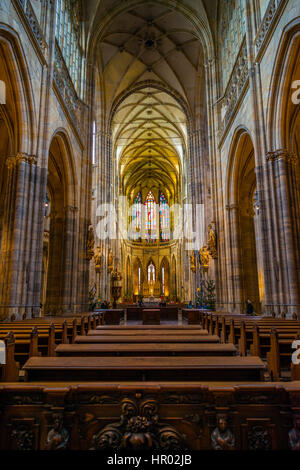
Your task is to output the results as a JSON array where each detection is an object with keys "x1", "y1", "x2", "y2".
[
  {"x1": 107, "y1": 250, "x2": 113, "y2": 273},
  {"x1": 211, "y1": 415, "x2": 235, "y2": 450},
  {"x1": 189, "y1": 253, "x2": 196, "y2": 273},
  {"x1": 199, "y1": 245, "x2": 210, "y2": 267},
  {"x1": 289, "y1": 415, "x2": 300, "y2": 450},
  {"x1": 207, "y1": 224, "x2": 217, "y2": 259},
  {"x1": 94, "y1": 247, "x2": 102, "y2": 273},
  {"x1": 87, "y1": 225, "x2": 95, "y2": 260},
  {"x1": 46, "y1": 414, "x2": 69, "y2": 450}
]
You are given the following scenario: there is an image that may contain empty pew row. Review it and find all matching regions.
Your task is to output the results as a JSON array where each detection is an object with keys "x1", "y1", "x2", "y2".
[
  {"x1": 20, "y1": 319, "x2": 266, "y2": 383},
  {"x1": 23, "y1": 355, "x2": 265, "y2": 382},
  {"x1": 199, "y1": 313, "x2": 300, "y2": 380},
  {"x1": 55, "y1": 342, "x2": 238, "y2": 357},
  {"x1": 0, "y1": 314, "x2": 103, "y2": 369},
  {"x1": 77, "y1": 333, "x2": 220, "y2": 343}
]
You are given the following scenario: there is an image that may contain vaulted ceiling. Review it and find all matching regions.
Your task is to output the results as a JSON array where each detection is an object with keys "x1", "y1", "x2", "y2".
[
  {"x1": 88, "y1": 0, "x2": 214, "y2": 201},
  {"x1": 114, "y1": 86, "x2": 186, "y2": 201}
]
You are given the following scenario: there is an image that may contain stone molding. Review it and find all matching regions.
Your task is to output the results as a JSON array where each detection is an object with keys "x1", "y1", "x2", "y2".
[
  {"x1": 63, "y1": 205, "x2": 79, "y2": 213},
  {"x1": 15, "y1": 0, "x2": 47, "y2": 54},
  {"x1": 6, "y1": 154, "x2": 37, "y2": 169},
  {"x1": 266, "y1": 149, "x2": 297, "y2": 165},
  {"x1": 219, "y1": 37, "x2": 249, "y2": 138},
  {"x1": 254, "y1": 0, "x2": 286, "y2": 55},
  {"x1": 225, "y1": 204, "x2": 239, "y2": 211}
]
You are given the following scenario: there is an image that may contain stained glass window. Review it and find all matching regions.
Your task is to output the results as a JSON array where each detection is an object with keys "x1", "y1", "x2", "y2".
[
  {"x1": 55, "y1": 0, "x2": 83, "y2": 96},
  {"x1": 148, "y1": 262, "x2": 156, "y2": 282},
  {"x1": 159, "y1": 192, "x2": 170, "y2": 241},
  {"x1": 131, "y1": 192, "x2": 142, "y2": 240},
  {"x1": 145, "y1": 191, "x2": 157, "y2": 243}
]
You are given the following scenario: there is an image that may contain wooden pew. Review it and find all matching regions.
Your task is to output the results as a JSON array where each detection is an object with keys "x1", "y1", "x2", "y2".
[
  {"x1": 55, "y1": 342, "x2": 237, "y2": 357},
  {"x1": 249, "y1": 324, "x2": 261, "y2": 357},
  {"x1": 291, "y1": 332, "x2": 300, "y2": 380},
  {"x1": 75, "y1": 334, "x2": 221, "y2": 344},
  {"x1": 92, "y1": 328, "x2": 206, "y2": 336},
  {"x1": 95, "y1": 324, "x2": 202, "y2": 330},
  {"x1": 1, "y1": 332, "x2": 19, "y2": 382},
  {"x1": 48, "y1": 323, "x2": 56, "y2": 357},
  {"x1": 23, "y1": 355, "x2": 265, "y2": 382},
  {"x1": 266, "y1": 327, "x2": 281, "y2": 381},
  {"x1": 88, "y1": 328, "x2": 209, "y2": 336},
  {"x1": 29, "y1": 327, "x2": 39, "y2": 357}
]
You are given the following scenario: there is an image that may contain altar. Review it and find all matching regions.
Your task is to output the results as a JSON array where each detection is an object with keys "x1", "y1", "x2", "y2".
[{"x1": 142, "y1": 296, "x2": 160, "y2": 307}]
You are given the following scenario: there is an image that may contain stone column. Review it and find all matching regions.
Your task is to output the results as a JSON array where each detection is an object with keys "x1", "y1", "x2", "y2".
[
  {"x1": 61, "y1": 205, "x2": 79, "y2": 314},
  {"x1": 225, "y1": 204, "x2": 244, "y2": 313},
  {"x1": 0, "y1": 154, "x2": 39, "y2": 319},
  {"x1": 266, "y1": 150, "x2": 300, "y2": 316}
]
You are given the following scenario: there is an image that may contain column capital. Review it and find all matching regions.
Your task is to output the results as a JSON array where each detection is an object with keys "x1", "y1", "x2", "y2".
[
  {"x1": 63, "y1": 205, "x2": 79, "y2": 213},
  {"x1": 225, "y1": 204, "x2": 239, "y2": 211},
  {"x1": 6, "y1": 153, "x2": 37, "y2": 168},
  {"x1": 266, "y1": 149, "x2": 297, "y2": 165}
]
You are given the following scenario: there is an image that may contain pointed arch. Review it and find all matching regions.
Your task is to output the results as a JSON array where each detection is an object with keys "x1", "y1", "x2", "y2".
[
  {"x1": 0, "y1": 24, "x2": 36, "y2": 155},
  {"x1": 225, "y1": 127, "x2": 262, "y2": 313},
  {"x1": 266, "y1": 17, "x2": 300, "y2": 151}
]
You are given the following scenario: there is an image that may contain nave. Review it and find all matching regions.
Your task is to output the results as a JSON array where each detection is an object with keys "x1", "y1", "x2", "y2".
[{"x1": 1, "y1": 307, "x2": 300, "y2": 450}]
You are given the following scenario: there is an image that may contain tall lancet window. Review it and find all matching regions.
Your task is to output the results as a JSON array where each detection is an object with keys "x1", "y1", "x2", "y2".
[
  {"x1": 145, "y1": 191, "x2": 157, "y2": 243},
  {"x1": 159, "y1": 192, "x2": 170, "y2": 241},
  {"x1": 148, "y1": 262, "x2": 156, "y2": 282},
  {"x1": 131, "y1": 192, "x2": 142, "y2": 240},
  {"x1": 55, "y1": 0, "x2": 83, "y2": 96}
]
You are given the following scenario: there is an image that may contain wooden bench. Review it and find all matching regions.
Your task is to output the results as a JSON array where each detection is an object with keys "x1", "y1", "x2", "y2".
[
  {"x1": 55, "y1": 342, "x2": 237, "y2": 357},
  {"x1": 95, "y1": 324, "x2": 201, "y2": 330},
  {"x1": 76, "y1": 334, "x2": 221, "y2": 343},
  {"x1": 23, "y1": 355, "x2": 265, "y2": 382},
  {"x1": 92, "y1": 328, "x2": 206, "y2": 336},
  {"x1": 0, "y1": 332, "x2": 19, "y2": 382}
]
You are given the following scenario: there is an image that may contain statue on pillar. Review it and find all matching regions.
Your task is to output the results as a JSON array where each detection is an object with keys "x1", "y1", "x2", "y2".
[
  {"x1": 207, "y1": 224, "x2": 217, "y2": 259},
  {"x1": 189, "y1": 252, "x2": 196, "y2": 273},
  {"x1": 94, "y1": 247, "x2": 102, "y2": 273},
  {"x1": 107, "y1": 250, "x2": 113, "y2": 273},
  {"x1": 199, "y1": 246, "x2": 210, "y2": 268},
  {"x1": 87, "y1": 225, "x2": 95, "y2": 260}
]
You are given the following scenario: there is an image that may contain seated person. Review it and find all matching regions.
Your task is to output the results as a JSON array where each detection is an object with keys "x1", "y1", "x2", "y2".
[{"x1": 246, "y1": 299, "x2": 255, "y2": 316}]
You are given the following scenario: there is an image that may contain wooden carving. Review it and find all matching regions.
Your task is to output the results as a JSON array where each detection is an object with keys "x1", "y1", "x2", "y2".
[
  {"x1": 46, "y1": 413, "x2": 69, "y2": 450},
  {"x1": 211, "y1": 414, "x2": 235, "y2": 450},
  {"x1": 90, "y1": 397, "x2": 186, "y2": 451}
]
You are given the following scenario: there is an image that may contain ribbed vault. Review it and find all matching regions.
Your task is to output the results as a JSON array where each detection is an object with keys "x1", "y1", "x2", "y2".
[
  {"x1": 114, "y1": 86, "x2": 186, "y2": 201},
  {"x1": 95, "y1": 1, "x2": 205, "y2": 121}
]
